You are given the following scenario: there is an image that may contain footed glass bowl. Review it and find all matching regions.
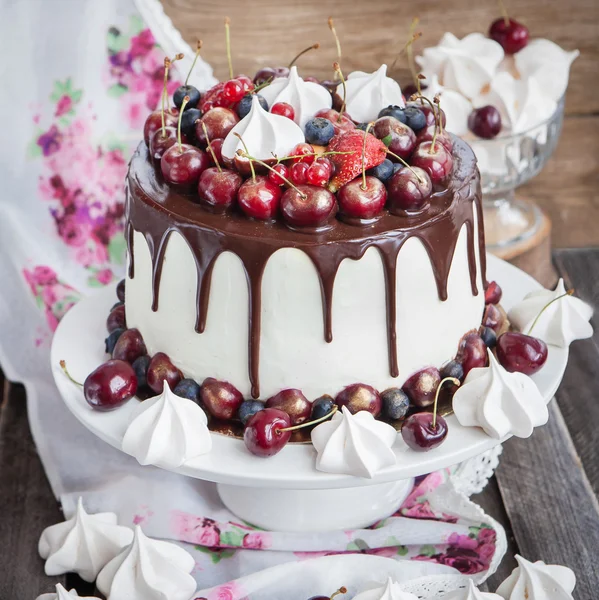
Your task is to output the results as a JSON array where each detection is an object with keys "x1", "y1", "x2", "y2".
[{"x1": 469, "y1": 96, "x2": 565, "y2": 251}]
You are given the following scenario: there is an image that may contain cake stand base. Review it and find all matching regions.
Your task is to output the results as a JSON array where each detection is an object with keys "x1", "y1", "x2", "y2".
[{"x1": 217, "y1": 477, "x2": 415, "y2": 532}]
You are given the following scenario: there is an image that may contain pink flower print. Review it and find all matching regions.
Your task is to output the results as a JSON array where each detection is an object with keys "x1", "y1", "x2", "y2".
[
  {"x1": 44, "y1": 307, "x2": 59, "y2": 332},
  {"x1": 365, "y1": 547, "x2": 400, "y2": 558},
  {"x1": 37, "y1": 126, "x2": 63, "y2": 156},
  {"x1": 447, "y1": 533, "x2": 479, "y2": 551},
  {"x1": 401, "y1": 501, "x2": 438, "y2": 520},
  {"x1": 242, "y1": 532, "x2": 272, "y2": 550},
  {"x1": 130, "y1": 29, "x2": 155, "y2": 58},
  {"x1": 31, "y1": 266, "x2": 58, "y2": 286},
  {"x1": 208, "y1": 583, "x2": 238, "y2": 600},
  {"x1": 170, "y1": 512, "x2": 222, "y2": 546},
  {"x1": 96, "y1": 269, "x2": 114, "y2": 285},
  {"x1": 438, "y1": 549, "x2": 485, "y2": 575},
  {"x1": 55, "y1": 95, "x2": 73, "y2": 117},
  {"x1": 121, "y1": 91, "x2": 148, "y2": 130},
  {"x1": 41, "y1": 286, "x2": 57, "y2": 306},
  {"x1": 477, "y1": 527, "x2": 496, "y2": 544},
  {"x1": 57, "y1": 215, "x2": 86, "y2": 247},
  {"x1": 477, "y1": 542, "x2": 496, "y2": 563}
]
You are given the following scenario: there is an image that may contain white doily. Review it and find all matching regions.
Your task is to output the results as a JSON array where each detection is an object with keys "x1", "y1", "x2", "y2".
[{"x1": 450, "y1": 445, "x2": 503, "y2": 497}]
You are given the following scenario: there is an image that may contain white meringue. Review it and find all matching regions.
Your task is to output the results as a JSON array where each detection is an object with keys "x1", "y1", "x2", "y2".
[
  {"x1": 38, "y1": 497, "x2": 133, "y2": 582},
  {"x1": 259, "y1": 66, "x2": 332, "y2": 127},
  {"x1": 221, "y1": 94, "x2": 305, "y2": 166},
  {"x1": 508, "y1": 278, "x2": 593, "y2": 348},
  {"x1": 122, "y1": 380, "x2": 212, "y2": 470},
  {"x1": 424, "y1": 74, "x2": 472, "y2": 136},
  {"x1": 311, "y1": 406, "x2": 397, "y2": 478},
  {"x1": 417, "y1": 33, "x2": 504, "y2": 99},
  {"x1": 452, "y1": 350, "x2": 548, "y2": 440},
  {"x1": 97, "y1": 525, "x2": 196, "y2": 600},
  {"x1": 336, "y1": 64, "x2": 405, "y2": 123},
  {"x1": 441, "y1": 579, "x2": 502, "y2": 599},
  {"x1": 353, "y1": 577, "x2": 418, "y2": 600},
  {"x1": 36, "y1": 584, "x2": 101, "y2": 600},
  {"x1": 496, "y1": 555, "x2": 576, "y2": 600},
  {"x1": 515, "y1": 39, "x2": 579, "y2": 102}
]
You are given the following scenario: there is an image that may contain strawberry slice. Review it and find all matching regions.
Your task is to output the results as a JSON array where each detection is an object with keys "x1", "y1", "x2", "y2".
[{"x1": 327, "y1": 130, "x2": 388, "y2": 192}]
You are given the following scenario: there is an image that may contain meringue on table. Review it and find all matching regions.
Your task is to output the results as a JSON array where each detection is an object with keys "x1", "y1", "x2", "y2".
[
  {"x1": 36, "y1": 584, "x2": 101, "y2": 600},
  {"x1": 352, "y1": 577, "x2": 418, "y2": 600}
]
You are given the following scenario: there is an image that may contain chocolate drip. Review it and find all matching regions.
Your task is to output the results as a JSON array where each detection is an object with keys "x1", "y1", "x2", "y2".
[{"x1": 125, "y1": 139, "x2": 484, "y2": 398}]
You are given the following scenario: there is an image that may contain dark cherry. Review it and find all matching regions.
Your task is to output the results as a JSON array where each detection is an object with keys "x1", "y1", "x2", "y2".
[
  {"x1": 489, "y1": 18, "x2": 529, "y2": 54},
  {"x1": 197, "y1": 168, "x2": 243, "y2": 212},
  {"x1": 244, "y1": 408, "x2": 292, "y2": 457},
  {"x1": 337, "y1": 176, "x2": 387, "y2": 222},
  {"x1": 335, "y1": 383, "x2": 382, "y2": 417},
  {"x1": 238, "y1": 400, "x2": 266, "y2": 425},
  {"x1": 84, "y1": 359, "x2": 137, "y2": 411},
  {"x1": 485, "y1": 281, "x2": 503, "y2": 305},
  {"x1": 111, "y1": 328, "x2": 147, "y2": 364},
  {"x1": 468, "y1": 106, "x2": 502, "y2": 139},
  {"x1": 266, "y1": 389, "x2": 311, "y2": 425},
  {"x1": 372, "y1": 116, "x2": 417, "y2": 160},
  {"x1": 131, "y1": 355, "x2": 151, "y2": 390},
  {"x1": 201, "y1": 377, "x2": 244, "y2": 420},
  {"x1": 381, "y1": 388, "x2": 410, "y2": 420},
  {"x1": 311, "y1": 395, "x2": 335, "y2": 421},
  {"x1": 411, "y1": 141, "x2": 454, "y2": 185},
  {"x1": 146, "y1": 352, "x2": 183, "y2": 394},
  {"x1": 280, "y1": 185, "x2": 337, "y2": 229},
  {"x1": 238, "y1": 175, "x2": 282, "y2": 220},
  {"x1": 195, "y1": 108, "x2": 239, "y2": 146},
  {"x1": 401, "y1": 412, "x2": 448, "y2": 451},
  {"x1": 173, "y1": 84, "x2": 201, "y2": 109},
  {"x1": 253, "y1": 66, "x2": 290, "y2": 86},
  {"x1": 104, "y1": 328, "x2": 124, "y2": 355},
  {"x1": 160, "y1": 144, "x2": 210, "y2": 188},
  {"x1": 483, "y1": 303, "x2": 503, "y2": 331},
  {"x1": 209, "y1": 138, "x2": 224, "y2": 165},
  {"x1": 387, "y1": 167, "x2": 432, "y2": 214},
  {"x1": 496, "y1": 332, "x2": 548, "y2": 375},
  {"x1": 314, "y1": 108, "x2": 355, "y2": 135},
  {"x1": 456, "y1": 331, "x2": 489, "y2": 377},
  {"x1": 143, "y1": 109, "x2": 178, "y2": 146},
  {"x1": 480, "y1": 326, "x2": 497, "y2": 348},
  {"x1": 416, "y1": 125, "x2": 454, "y2": 152},
  {"x1": 173, "y1": 378, "x2": 202, "y2": 403},
  {"x1": 116, "y1": 279, "x2": 126, "y2": 302},
  {"x1": 402, "y1": 367, "x2": 441, "y2": 408},
  {"x1": 106, "y1": 304, "x2": 126, "y2": 332},
  {"x1": 149, "y1": 127, "x2": 185, "y2": 162}
]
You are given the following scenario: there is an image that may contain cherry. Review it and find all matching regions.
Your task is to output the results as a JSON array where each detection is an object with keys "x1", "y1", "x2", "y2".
[
  {"x1": 416, "y1": 125, "x2": 454, "y2": 152},
  {"x1": 456, "y1": 332, "x2": 489, "y2": 377},
  {"x1": 146, "y1": 352, "x2": 183, "y2": 394},
  {"x1": 468, "y1": 106, "x2": 502, "y2": 139},
  {"x1": 315, "y1": 108, "x2": 355, "y2": 135},
  {"x1": 197, "y1": 167, "x2": 242, "y2": 212},
  {"x1": 289, "y1": 162, "x2": 310, "y2": 185},
  {"x1": 411, "y1": 141, "x2": 454, "y2": 185},
  {"x1": 496, "y1": 332, "x2": 548, "y2": 375},
  {"x1": 238, "y1": 175, "x2": 282, "y2": 220},
  {"x1": 201, "y1": 377, "x2": 244, "y2": 420},
  {"x1": 402, "y1": 367, "x2": 441, "y2": 408},
  {"x1": 387, "y1": 166, "x2": 432, "y2": 214},
  {"x1": 244, "y1": 408, "x2": 292, "y2": 457},
  {"x1": 143, "y1": 110, "x2": 178, "y2": 146},
  {"x1": 337, "y1": 176, "x2": 387, "y2": 222},
  {"x1": 280, "y1": 185, "x2": 337, "y2": 229},
  {"x1": 308, "y1": 587, "x2": 348, "y2": 600},
  {"x1": 406, "y1": 102, "x2": 446, "y2": 129},
  {"x1": 373, "y1": 117, "x2": 417, "y2": 160},
  {"x1": 106, "y1": 304, "x2": 126, "y2": 333},
  {"x1": 288, "y1": 143, "x2": 315, "y2": 166},
  {"x1": 112, "y1": 328, "x2": 147, "y2": 363},
  {"x1": 268, "y1": 163, "x2": 290, "y2": 186},
  {"x1": 83, "y1": 359, "x2": 138, "y2": 411},
  {"x1": 381, "y1": 388, "x2": 410, "y2": 420},
  {"x1": 149, "y1": 127, "x2": 184, "y2": 163},
  {"x1": 265, "y1": 389, "x2": 311, "y2": 425},
  {"x1": 485, "y1": 281, "x2": 503, "y2": 305},
  {"x1": 223, "y1": 79, "x2": 246, "y2": 103},
  {"x1": 116, "y1": 279, "x2": 126, "y2": 302},
  {"x1": 335, "y1": 383, "x2": 382, "y2": 417},
  {"x1": 306, "y1": 162, "x2": 331, "y2": 187},
  {"x1": 161, "y1": 144, "x2": 210, "y2": 188},
  {"x1": 489, "y1": 17, "x2": 529, "y2": 54},
  {"x1": 271, "y1": 102, "x2": 295, "y2": 120},
  {"x1": 209, "y1": 138, "x2": 224, "y2": 165},
  {"x1": 253, "y1": 66, "x2": 290, "y2": 86},
  {"x1": 195, "y1": 108, "x2": 239, "y2": 146},
  {"x1": 316, "y1": 156, "x2": 333, "y2": 177},
  {"x1": 483, "y1": 303, "x2": 504, "y2": 331}
]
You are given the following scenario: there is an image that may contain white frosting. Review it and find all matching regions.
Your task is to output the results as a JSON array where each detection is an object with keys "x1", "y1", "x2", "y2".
[
  {"x1": 311, "y1": 407, "x2": 397, "y2": 478},
  {"x1": 38, "y1": 497, "x2": 133, "y2": 582},
  {"x1": 452, "y1": 350, "x2": 548, "y2": 440},
  {"x1": 496, "y1": 555, "x2": 576, "y2": 600},
  {"x1": 97, "y1": 525, "x2": 196, "y2": 600},
  {"x1": 441, "y1": 580, "x2": 502, "y2": 599},
  {"x1": 417, "y1": 33, "x2": 504, "y2": 99},
  {"x1": 336, "y1": 64, "x2": 405, "y2": 123},
  {"x1": 36, "y1": 584, "x2": 101, "y2": 600},
  {"x1": 122, "y1": 380, "x2": 212, "y2": 470},
  {"x1": 259, "y1": 65, "x2": 333, "y2": 127},
  {"x1": 515, "y1": 39, "x2": 579, "y2": 102},
  {"x1": 353, "y1": 577, "x2": 418, "y2": 600},
  {"x1": 507, "y1": 278, "x2": 593, "y2": 348},
  {"x1": 424, "y1": 74, "x2": 472, "y2": 136},
  {"x1": 221, "y1": 94, "x2": 305, "y2": 164}
]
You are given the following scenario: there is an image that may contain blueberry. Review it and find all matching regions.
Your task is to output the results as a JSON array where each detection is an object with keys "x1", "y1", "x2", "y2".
[
  {"x1": 132, "y1": 355, "x2": 151, "y2": 390},
  {"x1": 104, "y1": 328, "x2": 125, "y2": 355},
  {"x1": 181, "y1": 108, "x2": 202, "y2": 136},
  {"x1": 174, "y1": 378, "x2": 202, "y2": 403},
  {"x1": 378, "y1": 105, "x2": 407, "y2": 123},
  {"x1": 392, "y1": 163, "x2": 404, "y2": 175},
  {"x1": 440, "y1": 360, "x2": 464, "y2": 381},
  {"x1": 304, "y1": 118, "x2": 335, "y2": 145},
  {"x1": 367, "y1": 158, "x2": 394, "y2": 182},
  {"x1": 356, "y1": 122, "x2": 370, "y2": 131},
  {"x1": 173, "y1": 85, "x2": 201, "y2": 110},
  {"x1": 480, "y1": 326, "x2": 497, "y2": 348},
  {"x1": 403, "y1": 106, "x2": 427, "y2": 131},
  {"x1": 237, "y1": 94, "x2": 268, "y2": 119},
  {"x1": 238, "y1": 400, "x2": 265, "y2": 425},
  {"x1": 381, "y1": 388, "x2": 410, "y2": 420},
  {"x1": 311, "y1": 395, "x2": 335, "y2": 420}
]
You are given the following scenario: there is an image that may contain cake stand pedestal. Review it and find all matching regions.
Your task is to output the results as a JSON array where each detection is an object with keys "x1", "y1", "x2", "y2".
[{"x1": 50, "y1": 255, "x2": 568, "y2": 533}]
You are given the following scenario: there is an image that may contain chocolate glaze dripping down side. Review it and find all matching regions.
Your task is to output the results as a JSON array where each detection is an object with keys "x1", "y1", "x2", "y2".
[{"x1": 125, "y1": 138, "x2": 484, "y2": 398}]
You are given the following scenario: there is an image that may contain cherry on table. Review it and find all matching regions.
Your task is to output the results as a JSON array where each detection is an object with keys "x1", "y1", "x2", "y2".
[
  {"x1": 496, "y1": 331, "x2": 548, "y2": 375},
  {"x1": 195, "y1": 108, "x2": 239, "y2": 146},
  {"x1": 411, "y1": 141, "x2": 454, "y2": 185},
  {"x1": 198, "y1": 167, "x2": 243, "y2": 212},
  {"x1": 266, "y1": 389, "x2": 311, "y2": 425},
  {"x1": 161, "y1": 144, "x2": 210, "y2": 188},
  {"x1": 146, "y1": 352, "x2": 183, "y2": 394},
  {"x1": 83, "y1": 359, "x2": 138, "y2": 411},
  {"x1": 468, "y1": 106, "x2": 502, "y2": 139},
  {"x1": 112, "y1": 328, "x2": 147, "y2": 364},
  {"x1": 489, "y1": 17, "x2": 529, "y2": 54},
  {"x1": 402, "y1": 367, "x2": 441, "y2": 408},
  {"x1": 335, "y1": 383, "x2": 382, "y2": 417},
  {"x1": 201, "y1": 377, "x2": 244, "y2": 420},
  {"x1": 244, "y1": 408, "x2": 292, "y2": 457},
  {"x1": 387, "y1": 166, "x2": 432, "y2": 214},
  {"x1": 238, "y1": 175, "x2": 282, "y2": 220},
  {"x1": 337, "y1": 176, "x2": 387, "y2": 222},
  {"x1": 106, "y1": 304, "x2": 126, "y2": 333},
  {"x1": 456, "y1": 331, "x2": 489, "y2": 376},
  {"x1": 280, "y1": 185, "x2": 337, "y2": 229}
]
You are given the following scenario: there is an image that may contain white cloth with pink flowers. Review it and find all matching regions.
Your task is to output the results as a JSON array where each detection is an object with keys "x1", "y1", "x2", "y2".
[{"x1": 0, "y1": 0, "x2": 505, "y2": 596}]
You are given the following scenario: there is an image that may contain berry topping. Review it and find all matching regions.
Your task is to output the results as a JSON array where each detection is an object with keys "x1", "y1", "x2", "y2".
[
  {"x1": 144, "y1": 110, "x2": 178, "y2": 146},
  {"x1": 150, "y1": 127, "x2": 182, "y2": 163},
  {"x1": 305, "y1": 162, "x2": 331, "y2": 187},
  {"x1": 238, "y1": 400, "x2": 265, "y2": 425},
  {"x1": 378, "y1": 105, "x2": 407, "y2": 123},
  {"x1": 271, "y1": 102, "x2": 295, "y2": 121},
  {"x1": 237, "y1": 94, "x2": 268, "y2": 119},
  {"x1": 244, "y1": 408, "x2": 292, "y2": 457},
  {"x1": 440, "y1": 360, "x2": 464, "y2": 383},
  {"x1": 265, "y1": 389, "x2": 311, "y2": 425},
  {"x1": 289, "y1": 162, "x2": 310, "y2": 185},
  {"x1": 381, "y1": 388, "x2": 410, "y2": 420},
  {"x1": 81, "y1": 360, "x2": 138, "y2": 411},
  {"x1": 468, "y1": 106, "x2": 502, "y2": 139},
  {"x1": 106, "y1": 304, "x2": 126, "y2": 333},
  {"x1": 268, "y1": 163, "x2": 290, "y2": 186},
  {"x1": 304, "y1": 118, "x2": 335, "y2": 146},
  {"x1": 280, "y1": 185, "x2": 337, "y2": 229},
  {"x1": 410, "y1": 141, "x2": 454, "y2": 185},
  {"x1": 367, "y1": 158, "x2": 394, "y2": 182},
  {"x1": 112, "y1": 328, "x2": 147, "y2": 364},
  {"x1": 402, "y1": 367, "x2": 441, "y2": 408},
  {"x1": 173, "y1": 378, "x2": 202, "y2": 403},
  {"x1": 457, "y1": 331, "x2": 489, "y2": 376},
  {"x1": 372, "y1": 116, "x2": 417, "y2": 160},
  {"x1": 197, "y1": 167, "x2": 243, "y2": 212},
  {"x1": 201, "y1": 377, "x2": 244, "y2": 420},
  {"x1": 195, "y1": 108, "x2": 239, "y2": 146},
  {"x1": 180, "y1": 108, "x2": 202, "y2": 137},
  {"x1": 132, "y1": 355, "x2": 151, "y2": 391},
  {"x1": 496, "y1": 332, "x2": 548, "y2": 375},
  {"x1": 311, "y1": 395, "x2": 336, "y2": 421},
  {"x1": 335, "y1": 383, "x2": 382, "y2": 417},
  {"x1": 416, "y1": 125, "x2": 454, "y2": 152},
  {"x1": 104, "y1": 328, "x2": 124, "y2": 355},
  {"x1": 161, "y1": 144, "x2": 210, "y2": 188},
  {"x1": 174, "y1": 85, "x2": 201, "y2": 110},
  {"x1": 223, "y1": 79, "x2": 246, "y2": 103},
  {"x1": 146, "y1": 352, "x2": 183, "y2": 394},
  {"x1": 337, "y1": 176, "x2": 387, "y2": 222},
  {"x1": 403, "y1": 106, "x2": 427, "y2": 131},
  {"x1": 387, "y1": 166, "x2": 432, "y2": 213},
  {"x1": 289, "y1": 143, "x2": 316, "y2": 166},
  {"x1": 480, "y1": 326, "x2": 498, "y2": 348},
  {"x1": 314, "y1": 108, "x2": 355, "y2": 135},
  {"x1": 489, "y1": 17, "x2": 529, "y2": 54},
  {"x1": 253, "y1": 66, "x2": 290, "y2": 86},
  {"x1": 483, "y1": 303, "x2": 504, "y2": 331},
  {"x1": 238, "y1": 175, "x2": 282, "y2": 220},
  {"x1": 116, "y1": 279, "x2": 126, "y2": 302},
  {"x1": 485, "y1": 281, "x2": 503, "y2": 305}
]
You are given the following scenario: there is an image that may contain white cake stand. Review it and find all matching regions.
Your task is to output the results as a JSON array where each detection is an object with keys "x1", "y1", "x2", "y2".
[{"x1": 50, "y1": 255, "x2": 568, "y2": 532}]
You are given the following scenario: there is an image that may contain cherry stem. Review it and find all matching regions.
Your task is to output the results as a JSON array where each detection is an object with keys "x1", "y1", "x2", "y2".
[
  {"x1": 234, "y1": 133, "x2": 256, "y2": 182},
  {"x1": 177, "y1": 95, "x2": 190, "y2": 152},
  {"x1": 361, "y1": 123, "x2": 374, "y2": 190},
  {"x1": 185, "y1": 40, "x2": 203, "y2": 86},
  {"x1": 253, "y1": 77, "x2": 273, "y2": 94},
  {"x1": 328, "y1": 17, "x2": 342, "y2": 80},
  {"x1": 288, "y1": 43, "x2": 320, "y2": 69},
  {"x1": 161, "y1": 57, "x2": 171, "y2": 137},
  {"x1": 224, "y1": 16, "x2": 233, "y2": 80},
  {"x1": 415, "y1": 94, "x2": 439, "y2": 153},
  {"x1": 60, "y1": 360, "x2": 83, "y2": 387},
  {"x1": 333, "y1": 62, "x2": 347, "y2": 123},
  {"x1": 385, "y1": 148, "x2": 425, "y2": 183},
  {"x1": 432, "y1": 377, "x2": 460, "y2": 430},
  {"x1": 275, "y1": 150, "x2": 354, "y2": 161},
  {"x1": 203, "y1": 122, "x2": 222, "y2": 173},
  {"x1": 238, "y1": 151, "x2": 307, "y2": 199},
  {"x1": 278, "y1": 404, "x2": 338, "y2": 433},
  {"x1": 390, "y1": 30, "x2": 422, "y2": 71},
  {"x1": 497, "y1": 0, "x2": 511, "y2": 26},
  {"x1": 330, "y1": 587, "x2": 348, "y2": 600},
  {"x1": 526, "y1": 290, "x2": 574, "y2": 336}
]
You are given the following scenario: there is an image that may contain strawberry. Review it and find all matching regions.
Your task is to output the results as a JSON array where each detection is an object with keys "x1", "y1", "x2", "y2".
[{"x1": 327, "y1": 130, "x2": 388, "y2": 192}]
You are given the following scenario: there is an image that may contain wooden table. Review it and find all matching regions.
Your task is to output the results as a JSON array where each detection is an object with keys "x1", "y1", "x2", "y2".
[{"x1": 1, "y1": 248, "x2": 599, "y2": 598}]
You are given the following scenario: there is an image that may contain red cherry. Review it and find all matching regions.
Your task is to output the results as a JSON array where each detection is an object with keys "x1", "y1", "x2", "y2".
[
  {"x1": 146, "y1": 352, "x2": 183, "y2": 394},
  {"x1": 457, "y1": 332, "x2": 489, "y2": 377},
  {"x1": 236, "y1": 75, "x2": 254, "y2": 93},
  {"x1": 387, "y1": 167, "x2": 432, "y2": 214},
  {"x1": 209, "y1": 139, "x2": 224, "y2": 165},
  {"x1": 316, "y1": 156, "x2": 333, "y2": 177},
  {"x1": 496, "y1": 332, "x2": 548, "y2": 375},
  {"x1": 411, "y1": 141, "x2": 454, "y2": 184},
  {"x1": 150, "y1": 127, "x2": 187, "y2": 163},
  {"x1": 289, "y1": 162, "x2": 310, "y2": 185},
  {"x1": 373, "y1": 116, "x2": 417, "y2": 160},
  {"x1": 468, "y1": 106, "x2": 502, "y2": 139},
  {"x1": 143, "y1": 109, "x2": 178, "y2": 146},
  {"x1": 315, "y1": 109, "x2": 355, "y2": 135},
  {"x1": 489, "y1": 18, "x2": 529, "y2": 54},
  {"x1": 265, "y1": 389, "x2": 311, "y2": 425},
  {"x1": 201, "y1": 377, "x2": 244, "y2": 420},
  {"x1": 238, "y1": 175, "x2": 282, "y2": 220},
  {"x1": 106, "y1": 304, "x2": 126, "y2": 333},
  {"x1": 483, "y1": 303, "x2": 504, "y2": 331},
  {"x1": 485, "y1": 281, "x2": 503, "y2": 305},
  {"x1": 289, "y1": 143, "x2": 315, "y2": 165},
  {"x1": 112, "y1": 328, "x2": 147, "y2": 364},
  {"x1": 84, "y1": 359, "x2": 138, "y2": 411},
  {"x1": 244, "y1": 408, "x2": 292, "y2": 457},
  {"x1": 280, "y1": 185, "x2": 337, "y2": 229},
  {"x1": 416, "y1": 125, "x2": 454, "y2": 152},
  {"x1": 335, "y1": 383, "x2": 382, "y2": 417},
  {"x1": 306, "y1": 162, "x2": 331, "y2": 187},
  {"x1": 268, "y1": 163, "x2": 289, "y2": 186},
  {"x1": 161, "y1": 144, "x2": 210, "y2": 188},
  {"x1": 223, "y1": 79, "x2": 245, "y2": 103},
  {"x1": 195, "y1": 108, "x2": 240, "y2": 146},
  {"x1": 271, "y1": 102, "x2": 295, "y2": 121},
  {"x1": 337, "y1": 176, "x2": 387, "y2": 221},
  {"x1": 402, "y1": 367, "x2": 441, "y2": 408},
  {"x1": 253, "y1": 66, "x2": 289, "y2": 86},
  {"x1": 401, "y1": 412, "x2": 448, "y2": 451},
  {"x1": 197, "y1": 167, "x2": 243, "y2": 212}
]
